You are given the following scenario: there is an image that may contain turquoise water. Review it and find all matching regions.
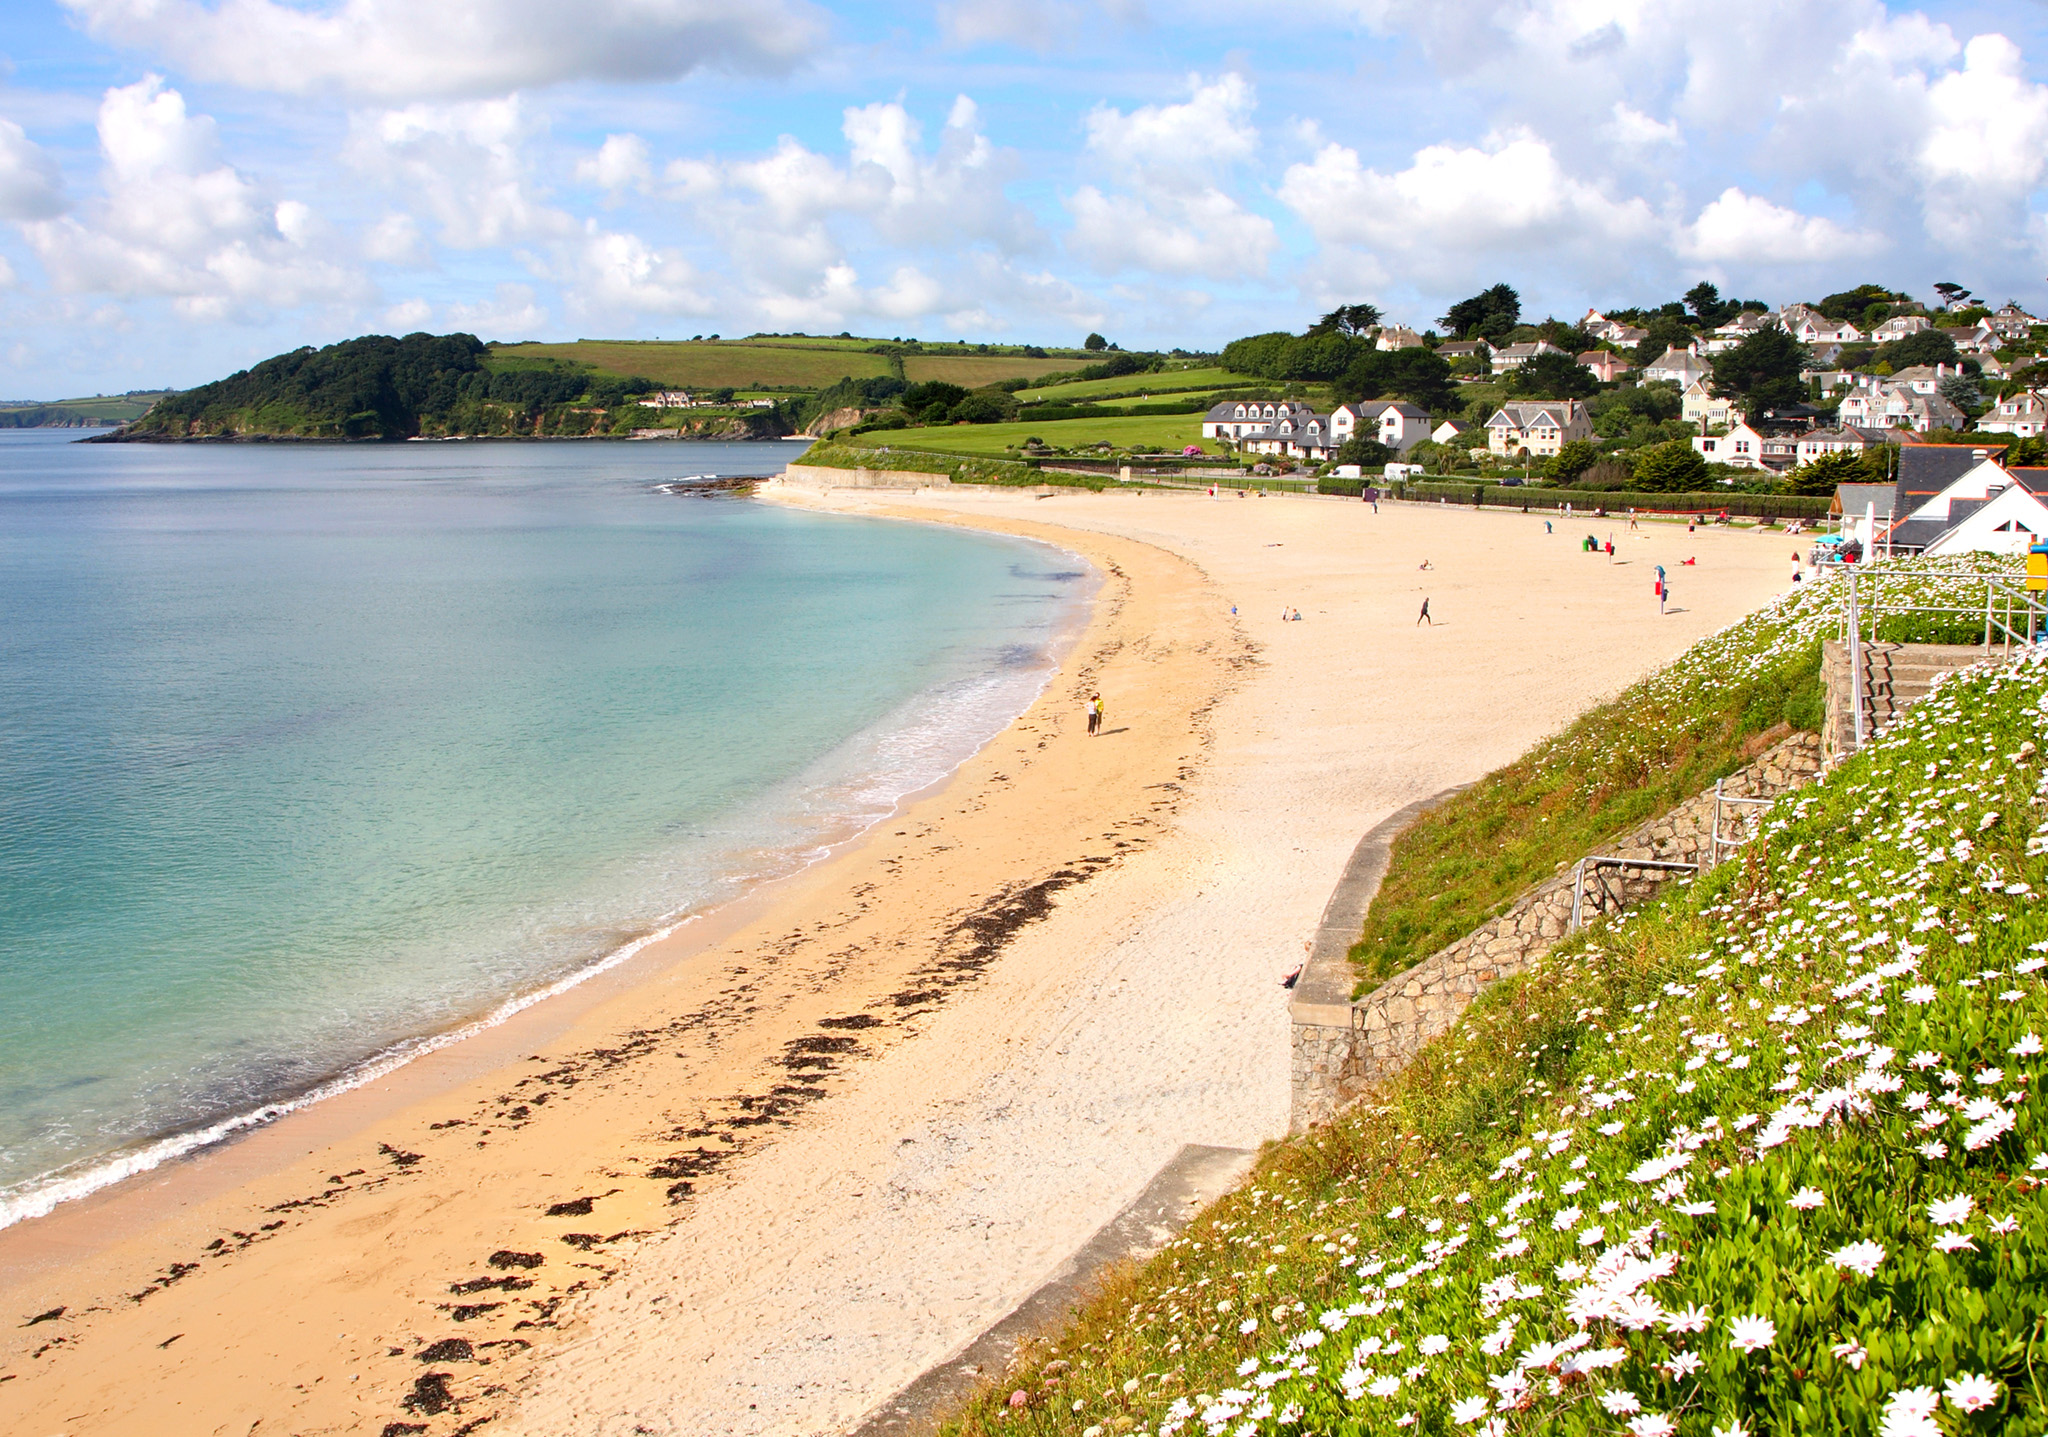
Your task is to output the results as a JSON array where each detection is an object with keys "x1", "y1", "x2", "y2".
[{"x1": 0, "y1": 432, "x2": 1088, "y2": 1224}]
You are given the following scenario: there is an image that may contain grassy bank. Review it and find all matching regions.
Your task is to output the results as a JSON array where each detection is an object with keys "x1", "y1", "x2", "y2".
[
  {"x1": 850, "y1": 413, "x2": 1214, "y2": 459},
  {"x1": 794, "y1": 442, "x2": 1111, "y2": 489},
  {"x1": 945, "y1": 622, "x2": 2048, "y2": 1437},
  {"x1": 492, "y1": 338, "x2": 1081, "y2": 392},
  {"x1": 1350, "y1": 560, "x2": 2017, "y2": 993}
]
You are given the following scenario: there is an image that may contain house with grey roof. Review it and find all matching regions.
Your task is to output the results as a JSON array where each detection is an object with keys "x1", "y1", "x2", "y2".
[
  {"x1": 1643, "y1": 346, "x2": 1709, "y2": 386},
  {"x1": 1484, "y1": 400, "x2": 1592, "y2": 456},
  {"x1": 1201, "y1": 399, "x2": 1317, "y2": 444},
  {"x1": 1330, "y1": 400, "x2": 1432, "y2": 453},
  {"x1": 1980, "y1": 390, "x2": 2048, "y2": 438},
  {"x1": 1793, "y1": 426, "x2": 1891, "y2": 465},
  {"x1": 1375, "y1": 326, "x2": 1426, "y2": 351},
  {"x1": 1489, "y1": 340, "x2": 1565, "y2": 374}
]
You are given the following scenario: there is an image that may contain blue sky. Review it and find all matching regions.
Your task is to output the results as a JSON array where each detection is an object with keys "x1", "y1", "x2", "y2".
[{"x1": 4, "y1": 0, "x2": 2048, "y2": 398}]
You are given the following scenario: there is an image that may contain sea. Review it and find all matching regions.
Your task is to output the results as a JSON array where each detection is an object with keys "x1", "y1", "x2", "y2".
[{"x1": 0, "y1": 431, "x2": 1091, "y2": 1228}]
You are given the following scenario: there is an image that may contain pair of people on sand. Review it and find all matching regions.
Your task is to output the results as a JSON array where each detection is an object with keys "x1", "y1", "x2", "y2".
[{"x1": 1086, "y1": 693, "x2": 1104, "y2": 736}]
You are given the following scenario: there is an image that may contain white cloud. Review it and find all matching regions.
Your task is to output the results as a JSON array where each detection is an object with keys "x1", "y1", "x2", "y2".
[
  {"x1": 0, "y1": 254, "x2": 16, "y2": 289},
  {"x1": 59, "y1": 0, "x2": 824, "y2": 102},
  {"x1": 20, "y1": 76, "x2": 361, "y2": 320},
  {"x1": 577, "y1": 133, "x2": 653, "y2": 195},
  {"x1": 1680, "y1": 188, "x2": 1883, "y2": 266},
  {"x1": 567, "y1": 222, "x2": 709, "y2": 317},
  {"x1": 353, "y1": 97, "x2": 572, "y2": 249},
  {"x1": 446, "y1": 281, "x2": 547, "y2": 337},
  {"x1": 382, "y1": 297, "x2": 433, "y2": 329},
  {"x1": 363, "y1": 212, "x2": 429, "y2": 265},
  {"x1": 1608, "y1": 103, "x2": 1679, "y2": 149},
  {"x1": 937, "y1": 0, "x2": 1145, "y2": 52},
  {"x1": 1067, "y1": 74, "x2": 1275, "y2": 280},
  {"x1": 0, "y1": 119, "x2": 68, "y2": 220},
  {"x1": 1278, "y1": 130, "x2": 1662, "y2": 289}
]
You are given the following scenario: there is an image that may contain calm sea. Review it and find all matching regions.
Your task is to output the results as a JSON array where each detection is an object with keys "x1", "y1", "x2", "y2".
[{"x1": 0, "y1": 432, "x2": 1089, "y2": 1225}]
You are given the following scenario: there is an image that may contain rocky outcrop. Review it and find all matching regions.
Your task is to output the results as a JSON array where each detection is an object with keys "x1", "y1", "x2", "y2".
[
  {"x1": 803, "y1": 406, "x2": 870, "y2": 437},
  {"x1": 1289, "y1": 731, "x2": 1823, "y2": 1131}
]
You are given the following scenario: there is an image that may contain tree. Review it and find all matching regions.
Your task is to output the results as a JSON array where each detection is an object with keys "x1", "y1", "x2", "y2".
[
  {"x1": 1083, "y1": 332, "x2": 1108, "y2": 351},
  {"x1": 1632, "y1": 316, "x2": 1699, "y2": 369},
  {"x1": 900, "y1": 381, "x2": 968, "y2": 421},
  {"x1": 1933, "y1": 283, "x2": 1972, "y2": 311},
  {"x1": 1440, "y1": 284, "x2": 1521, "y2": 341},
  {"x1": 1710, "y1": 328, "x2": 1812, "y2": 414},
  {"x1": 1684, "y1": 281, "x2": 1739, "y2": 327},
  {"x1": 1872, "y1": 328, "x2": 1959, "y2": 371},
  {"x1": 1333, "y1": 435, "x2": 1394, "y2": 469},
  {"x1": 1510, "y1": 351, "x2": 1597, "y2": 400},
  {"x1": 1545, "y1": 439, "x2": 1601, "y2": 484},
  {"x1": 1309, "y1": 303, "x2": 1383, "y2": 337},
  {"x1": 1817, "y1": 284, "x2": 1911, "y2": 321},
  {"x1": 1632, "y1": 439, "x2": 1709, "y2": 493},
  {"x1": 1334, "y1": 347, "x2": 1455, "y2": 411},
  {"x1": 1938, "y1": 373, "x2": 1985, "y2": 414},
  {"x1": 1785, "y1": 450, "x2": 1865, "y2": 497}
]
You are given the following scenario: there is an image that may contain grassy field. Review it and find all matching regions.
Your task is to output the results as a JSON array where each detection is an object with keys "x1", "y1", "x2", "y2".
[
  {"x1": 854, "y1": 412, "x2": 1215, "y2": 458},
  {"x1": 0, "y1": 392, "x2": 172, "y2": 425},
  {"x1": 490, "y1": 339, "x2": 1080, "y2": 392},
  {"x1": 946, "y1": 562, "x2": 2048, "y2": 1437},
  {"x1": 1017, "y1": 366, "x2": 1255, "y2": 403}
]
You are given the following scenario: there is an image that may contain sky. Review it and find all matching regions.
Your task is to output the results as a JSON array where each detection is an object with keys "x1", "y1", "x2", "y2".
[{"x1": 5, "y1": 0, "x2": 2048, "y2": 399}]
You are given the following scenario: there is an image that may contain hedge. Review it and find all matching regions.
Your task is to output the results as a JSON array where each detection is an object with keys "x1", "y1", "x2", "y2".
[{"x1": 1399, "y1": 479, "x2": 1833, "y2": 520}]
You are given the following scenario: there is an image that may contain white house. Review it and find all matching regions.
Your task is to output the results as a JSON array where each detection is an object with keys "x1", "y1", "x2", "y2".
[
  {"x1": 1643, "y1": 347, "x2": 1710, "y2": 386},
  {"x1": 1433, "y1": 418, "x2": 1474, "y2": 446},
  {"x1": 1922, "y1": 482, "x2": 2048, "y2": 556},
  {"x1": 1375, "y1": 326, "x2": 1426, "y2": 351},
  {"x1": 1703, "y1": 311, "x2": 1774, "y2": 352},
  {"x1": 1692, "y1": 421, "x2": 1767, "y2": 469},
  {"x1": 1202, "y1": 399, "x2": 1318, "y2": 442},
  {"x1": 1489, "y1": 340, "x2": 1565, "y2": 374},
  {"x1": 1838, "y1": 385, "x2": 1966, "y2": 433},
  {"x1": 1241, "y1": 407, "x2": 1333, "y2": 461},
  {"x1": 1680, "y1": 380, "x2": 1735, "y2": 431},
  {"x1": 1887, "y1": 455, "x2": 2030, "y2": 550},
  {"x1": 1871, "y1": 314, "x2": 1931, "y2": 342},
  {"x1": 1989, "y1": 304, "x2": 2040, "y2": 341},
  {"x1": 1328, "y1": 400, "x2": 1431, "y2": 453},
  {"x1": 1484, "y1": 400, "x2": 1592, "y2": 456},
  {"x1": 1779, "y1": 305, "x2": 1863, "y2": 346},
  {"x1": 1980, "y1": 390, "x2": 2048, "y2": 438},
  {"x1": 646, "y1": 390, "x2": 693, "y2": 407},
  {"x1": 1793, "y1": 425, "x2": 1885, "y2": 465}
]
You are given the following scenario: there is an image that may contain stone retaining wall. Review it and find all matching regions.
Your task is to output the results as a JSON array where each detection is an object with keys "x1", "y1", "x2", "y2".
[
  {"x1": 1288, "y1": 731, "x2": 1822, "y2": 1130},
  {"x1": 777, "y1": 463, "x2": 955, "y2": 491}
]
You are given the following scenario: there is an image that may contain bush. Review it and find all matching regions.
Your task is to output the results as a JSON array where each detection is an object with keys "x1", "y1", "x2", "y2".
[
  {"x1": 1634, "y1": 440, "x2": 1710, "y2": 493},
  {"x1": 1546, "y1": 439, "x2": 1602, "y2": 484}
]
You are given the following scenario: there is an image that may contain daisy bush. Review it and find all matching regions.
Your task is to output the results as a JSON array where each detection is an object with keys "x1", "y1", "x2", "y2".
[
  {"x1": 1354, "y1": 553, "x2": 2021, "y2": 991},
  {"x1": 952, "y1": 574, "x2": 2046, "y2": 1437}
]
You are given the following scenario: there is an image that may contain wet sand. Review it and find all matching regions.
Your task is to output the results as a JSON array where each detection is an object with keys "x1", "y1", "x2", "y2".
[{"x1": 0, "y1": 488, "x2": 1789, "y2": 1436}]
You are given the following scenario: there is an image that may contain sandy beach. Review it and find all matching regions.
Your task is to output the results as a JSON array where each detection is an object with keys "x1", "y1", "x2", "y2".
[{"x1": 0, "y1": 487, "x2": 1792, "y2": 1437}]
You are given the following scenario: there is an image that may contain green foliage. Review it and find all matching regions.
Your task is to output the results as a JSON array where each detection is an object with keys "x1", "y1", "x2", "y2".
[
  {"x1": 1334, "y1": 435, "x2": 1394, "y2": 469},
  {"x1": 1545, "y1": 439, "x2": 1602, "y2": 483},
  {"x1": 1785, "y1": 451, "x2": 1866, "y2": 498},
  {"x1": 1632, "y1": 440, "x2": 1710, "y2": 493},
  {"x1": 1511, "y1": 351, "x2": 1598, "y2": 400},
  {"x1": 1818, "y1": 283, "x2": 1911, "y2": 321},
  {"x1": 1712, "y1": 329, "x2": 1814, "y2": 414},
  {"x1": 1632, "y1": 316, "x2": 1701, "y2": 369},
  {"x1": 1873, "y1": 329, "x2": 1961, "y2": 372},
  {"x1": 901, "y1": 381, "x2": 970, "y2": 421},
  {"x1": 1441, "y1": 284, "x2": 1522, "y2": 341},
  {"x1": 1084, "y1": 332, "x2": 1108, "y2": 351},
  {"x1": 1337, "y1": 348, "x2": 1456, "y2": 411},
  {"x1": 1310, "y1": 303, "x2": 1384, "y2": 337}
]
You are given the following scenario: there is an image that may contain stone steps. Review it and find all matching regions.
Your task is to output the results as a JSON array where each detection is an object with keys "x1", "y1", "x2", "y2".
[{"x1": 1822, "y1": 641, "x2": 1992, "y2": 762}]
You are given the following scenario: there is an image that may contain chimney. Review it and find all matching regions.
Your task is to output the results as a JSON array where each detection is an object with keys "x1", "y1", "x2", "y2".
[{"x1": 1973, "y1": 449, "x2": 1989, "y2": 462}]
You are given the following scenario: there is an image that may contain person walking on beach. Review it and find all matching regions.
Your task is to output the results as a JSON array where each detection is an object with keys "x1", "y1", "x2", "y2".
[
  {"x1": 1544, "y1": 519, "x2": 1553, "y2": 534},
  {"x1": 1086, "y1": 693, "x2": 1103, "y2": 736},
  {"x1": 1417, "y1": 596, "x2": 1432, "y2": 626}
]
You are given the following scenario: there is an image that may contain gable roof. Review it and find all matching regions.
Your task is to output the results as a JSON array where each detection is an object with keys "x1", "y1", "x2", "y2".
[{"x1": 1487, "y1": 401, "x2": 1579, "y2": 429}]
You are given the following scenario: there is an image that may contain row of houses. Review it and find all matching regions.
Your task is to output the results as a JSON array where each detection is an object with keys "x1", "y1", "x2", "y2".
[{"x1": 1200, "y1": 397, "x2": 1594, "y2": 460}]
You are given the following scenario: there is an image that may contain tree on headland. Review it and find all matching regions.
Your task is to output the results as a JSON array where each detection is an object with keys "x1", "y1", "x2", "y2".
[
  {"x1": 1710, "y1": 327, "x2": 1812, "y2": 415},
  {"x1": 1933, "y1": 283, "x2": 1972, "y2": 311},
  {"x1": 1309, "y1": 303, "x2": 1383, "y2": 337},
  {"x1": 1440, "y1": 284, "x2": 1521, "y2": 341},
  {"x1": 1083, "y1": 332, "x2": 1108, "y2": 351}
]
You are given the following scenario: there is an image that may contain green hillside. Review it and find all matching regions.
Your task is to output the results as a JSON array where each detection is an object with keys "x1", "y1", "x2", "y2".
[
  {"x1": 0, "y1": 392, "x2": 173, "y2": 427},
  {"x1": 493, "y1": 336, "x2": 1089, "y2": 392},
  {"x1": 853, "y1": 412, "x2": 1213, "y2": 458}
]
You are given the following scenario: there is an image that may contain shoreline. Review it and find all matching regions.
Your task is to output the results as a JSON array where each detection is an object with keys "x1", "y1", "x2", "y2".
[
  {"x1": 0, "y1": 487, "x2": 1793, "y2": 1437},
  {"x1": 0, "y1": 517, "x2": 1098, "y2": 1235}
]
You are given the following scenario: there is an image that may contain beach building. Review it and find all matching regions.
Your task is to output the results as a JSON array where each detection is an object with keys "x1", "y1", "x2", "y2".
[
  {"x1": 1201, "y1": 399, "x2": 1317, "y2": 443},
  {"x1": 1483, "y1": 400, "x2": 1592, "y2": 456},
  {"x1": 1331, "y1": 400, "x2": 1431, "y2": 454},
  {"x1": 1691, "y1": 421, "x2": 1767, "y2": 469}
]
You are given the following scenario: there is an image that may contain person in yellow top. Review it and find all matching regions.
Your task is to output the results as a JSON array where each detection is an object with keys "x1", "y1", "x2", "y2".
[{"x1": 1087, "y1": 693, "x2": 1103, "y2": 736}]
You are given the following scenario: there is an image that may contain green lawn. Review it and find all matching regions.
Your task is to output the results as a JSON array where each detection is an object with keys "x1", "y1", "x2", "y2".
[
  {"x1": 853, "y1": 412, "x2": 1218, "y2": 458},
  {"x1": 491, "y1": 339, "x2": 1081, "y2": 392},
  {"x1": 1016, "y1": 366, "x2": 1253, "y2": 403}
]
